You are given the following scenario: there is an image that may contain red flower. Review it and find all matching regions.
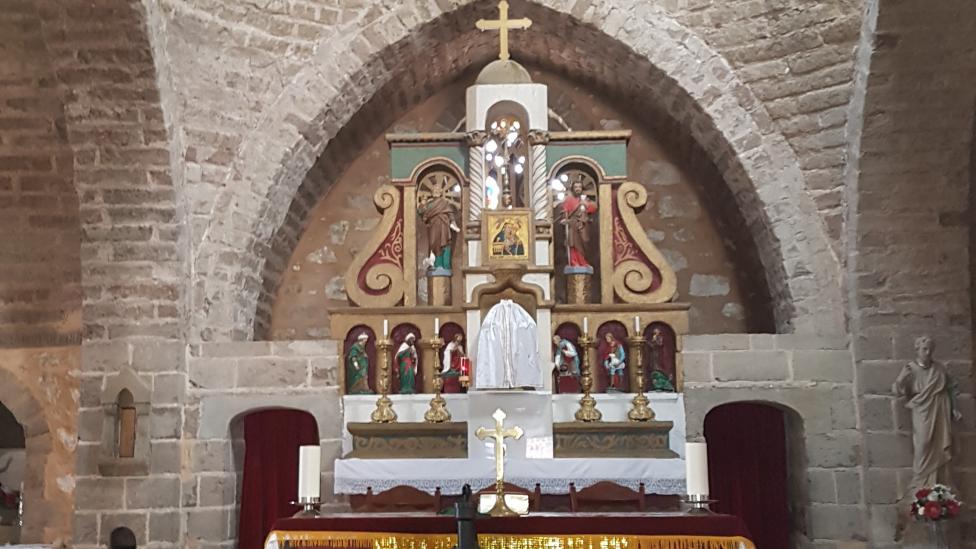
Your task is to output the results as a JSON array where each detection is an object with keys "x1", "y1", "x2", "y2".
[
  {"x1": 924, "y1": 501, "x2": 942, "y2": 520},
  {"x1": 947, "y1": 501, "x2": 961, "y2": 517},
  {"x1": 916, "y1": 489, "x2": 931, "y2": 499}
]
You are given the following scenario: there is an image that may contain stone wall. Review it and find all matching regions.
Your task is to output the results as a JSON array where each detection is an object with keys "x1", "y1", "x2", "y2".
[
  {"x1": 0, "y1": 347, "x2": 78, "y2": 544},
  {"x1": 843, "y1": 1, "x2": 976, "y2": 546},
  {"x1": 682, "y1": 334, "x2": 859, "y2": 545}
]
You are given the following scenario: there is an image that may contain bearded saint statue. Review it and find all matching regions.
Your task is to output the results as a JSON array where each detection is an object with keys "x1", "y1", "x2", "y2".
[
  {"x1": 560, "y1": 178, "x2": 597, "y2": 271},
  {"x1": 418, "y1": 181, "x2": 459, "y2": 273},
  {"x1": 892, "y1": 336, "x2": 962, "y2": 493}
]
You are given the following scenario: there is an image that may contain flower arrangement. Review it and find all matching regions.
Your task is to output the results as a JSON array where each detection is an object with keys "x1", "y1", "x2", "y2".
[{"x1": 911, "y1": 484, "x2": 962, "y2": 521}]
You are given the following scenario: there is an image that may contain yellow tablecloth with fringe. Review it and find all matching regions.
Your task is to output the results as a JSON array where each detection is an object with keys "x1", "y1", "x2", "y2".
[{"x1": 266, "y1": 530, "x2": 756, "y2": 549}]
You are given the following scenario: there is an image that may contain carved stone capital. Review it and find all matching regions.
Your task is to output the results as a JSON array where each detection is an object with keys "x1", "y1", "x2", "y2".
[
  {"x1": 527, "y1": 129, "x2": 550, "y2": 145},
  {"x1": 466, "y1": 130, "x2": 489, "y2": 146}
]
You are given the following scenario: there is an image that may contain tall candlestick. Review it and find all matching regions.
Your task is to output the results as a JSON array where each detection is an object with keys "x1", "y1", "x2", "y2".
[
  {"x1": 382, "y1": 319, "x2": 389, "y2": 337},
  {"x1": 634, "y1": 315, "x2": 641, "y2": 333},
  {"x1": 685, "y1": 442, "x2": 710, "y2": 496},
  {"x1": 434, "y1": 317, "x2": 440, "y2": 334},
  {"x1": 582, "y1": 317, "x2": 589, "y2": 335},
  {"x1": 297, "y1": 445, "x2": 321, "y2": 501}
]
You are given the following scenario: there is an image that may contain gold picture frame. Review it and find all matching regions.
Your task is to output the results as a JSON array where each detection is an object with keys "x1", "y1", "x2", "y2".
[{"x1": 483, "y1": 208, "x2": 533, "y2": 264}]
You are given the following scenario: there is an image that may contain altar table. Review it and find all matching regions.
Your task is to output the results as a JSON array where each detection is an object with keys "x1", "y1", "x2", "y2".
[{"x1": 265, "y1": 513, "x2": 755, "y2": 549}]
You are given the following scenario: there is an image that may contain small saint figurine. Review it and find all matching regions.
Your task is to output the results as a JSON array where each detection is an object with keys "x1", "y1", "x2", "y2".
[
  {"x1": 602, "y1": 332, "x2": 626, "y2": 391},
  {"x1": 552, "y1": 335, "x2": 580, "y2": 377},
  {"x1": 441, "y1": 333, "x2": 467, "y2": 377},
  {"x1": 559, "y1": 178, "x2": 597, "y2": 271},
  {"x1": 418, "y1": 181, "x2": 460, "y2": 273},
  {"x1": 395, "y1": 333, "x2": 419, "y2": 394},
  {"x1": 647, "y1": 327, "x2": 675, "y2": 392},
  {"x1": 892, "y1": 336, "x2": 962, "y2": 492},
  {"x1": 345, "y1": 332, "x2": 372, "y2": 395}
]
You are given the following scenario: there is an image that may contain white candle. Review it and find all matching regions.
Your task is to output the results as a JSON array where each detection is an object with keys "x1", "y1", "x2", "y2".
[
  {"x1": 297, "y1": 445, "x2": 321, "y2": 501},
  {"x1": 382, "y1": 319, "x2": 389, "y2": 337},
  {"x1": 582, "y1": 317, "x2": 589, "y2": 335},
  {"x1": 685, "y1": 442, "x2": 710, "y2": 496},
  {"x1": 434, "y1": 317, "x2": 440, "y2": 334},
  {"x1": 634, "y1": 315, "x2": 641, "y2": 333}
]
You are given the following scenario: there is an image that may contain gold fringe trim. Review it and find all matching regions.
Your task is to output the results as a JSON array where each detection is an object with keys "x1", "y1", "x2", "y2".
[{"x1": 268, "y1": 531, "x2": 756, "y2": 549}]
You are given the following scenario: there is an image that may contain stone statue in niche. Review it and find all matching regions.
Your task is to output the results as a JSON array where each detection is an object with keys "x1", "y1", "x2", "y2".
[
  {"x1": 395, "y1": 333, "x2": 420, "y2": 394},
  {"x1": 647, "y1": 327, "x2": 675, "y2": 391},
  {"x1": 346, "y1": 332, "x2": 373, "y2": 395},
  {"x1": 552, "y1": 334, "x2": 581, "y2": 378},
  {"x1": 601, "y1": 332, "x2": 626, "y2": 392},
  {"x1": 418, "y1": 176, "x2": 460, "y2": 274},
  {"x1": 559, "y1": 175, "x2": 597, "y2": 273},
  {"x1": 892, "y1": 336, "x2": 962, "y2": 492}
]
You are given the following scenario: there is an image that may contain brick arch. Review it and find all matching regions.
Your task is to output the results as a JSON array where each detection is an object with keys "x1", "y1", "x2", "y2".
[
  {"x1": 194, "y1": 0, "x2": 844, "y2": 341},
  {"x1": 0, "y1": 368, "x2": 55, "y2": 543}
]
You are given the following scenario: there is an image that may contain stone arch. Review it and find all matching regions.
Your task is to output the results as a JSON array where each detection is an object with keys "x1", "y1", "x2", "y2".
[
  {"x1": 193, "y1": 0, "x2": 844, "y2": 341},
  {"x1": 197, "y1": 394, "x2": 339, "y2": 442},
  {"x1": 0, "y1": 368, "x2": 55, "y2": 543}
]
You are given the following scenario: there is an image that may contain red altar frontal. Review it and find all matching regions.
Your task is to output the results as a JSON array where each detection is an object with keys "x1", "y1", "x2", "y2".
[{"x1": 265, "y1": 514, "x2": 754, "y2": 549}]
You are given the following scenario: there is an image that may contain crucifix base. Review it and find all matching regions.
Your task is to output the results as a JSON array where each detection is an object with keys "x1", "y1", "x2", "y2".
[{"x1": 479, "y1": 486, "x2": 530, "y2": 516}]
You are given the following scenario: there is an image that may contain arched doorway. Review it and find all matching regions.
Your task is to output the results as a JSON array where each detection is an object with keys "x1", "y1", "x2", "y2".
[
  {"x1": 0, "y1": 402, "x2": 25, "y2": 543},
  {"x1": 235, "y1": 409, "x2": 319, "y2": 549},
  {"x1": 704, "y1": 402, "x2": 804, "y2": 548}
]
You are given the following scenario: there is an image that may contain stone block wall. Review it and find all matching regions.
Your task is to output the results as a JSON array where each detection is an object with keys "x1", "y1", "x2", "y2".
[
  {"x1": 682, "y1": 334, "x2": 860, "y2": 545},
  {"x1": 183, "y1": 340, "x2": 341, "y2": 548}
]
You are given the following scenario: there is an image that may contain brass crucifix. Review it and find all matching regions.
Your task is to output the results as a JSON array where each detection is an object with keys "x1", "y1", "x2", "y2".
[
  {"x1": 475, "y1": 408, "x2": 524, "y2": 516},
  {"x1": 475, "y1": 1, "x2": 532, "y2": 61}
]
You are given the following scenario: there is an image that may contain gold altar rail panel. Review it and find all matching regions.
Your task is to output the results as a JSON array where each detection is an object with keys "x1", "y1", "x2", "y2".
[{"x1": 270, "y1": 531, "x2": 755, "y2": 549}]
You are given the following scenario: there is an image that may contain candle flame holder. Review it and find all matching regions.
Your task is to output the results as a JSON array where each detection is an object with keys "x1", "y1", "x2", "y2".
[
  {"x1": 574, "y1": 333, "x2": 602, "y2": 422},
  {"x1": 681, "y1": 494, "x2": 716, "y2": 514},
  {"x1": 370, "y1": 338, "x2": 398, "y2": 423},
  {"x1": 291, "y1": 496, "x2": 321, "y2": 517}
]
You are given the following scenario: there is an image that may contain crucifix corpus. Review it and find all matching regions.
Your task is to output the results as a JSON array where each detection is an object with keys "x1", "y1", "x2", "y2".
[
  {"x1": 475, "y1": 408, "x2": 529, "y2": 516},
  {"x1": 475, "y1": 0, "x2": 532, "y2": 61}
]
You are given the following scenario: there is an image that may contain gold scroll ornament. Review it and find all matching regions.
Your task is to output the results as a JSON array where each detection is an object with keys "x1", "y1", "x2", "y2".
[
  {"x1": 344, "y1": 185, "x2": 406, "y2": 307},
  {"x1": 607, "y1": 182, "x2": 678, "y2": 304}
]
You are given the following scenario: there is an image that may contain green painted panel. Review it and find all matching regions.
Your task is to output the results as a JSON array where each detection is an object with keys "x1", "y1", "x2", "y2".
[
  {"x1": 546, "y1": 142, "x2": 628, "y2": 178},
  {"x1": 390, "y1": 144, "x2": 468, "y2": 180}
]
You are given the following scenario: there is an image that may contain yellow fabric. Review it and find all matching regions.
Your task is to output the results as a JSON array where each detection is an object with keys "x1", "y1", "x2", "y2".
[{"x1": 267, "y1": 530, "x2": 756, "y2": 549}]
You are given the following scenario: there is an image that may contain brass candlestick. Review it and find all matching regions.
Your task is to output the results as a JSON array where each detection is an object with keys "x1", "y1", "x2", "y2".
[
  {"x1": 424, "y1": 336, "x2": 451, "y2": 423},
  {"x1": 370, "y1": 338, "x2": 397, "y2": 423},
  {"x1": 627, "y1": 335, "x2": 655, "y2": 422},
  {"x1": 574, "y1": 333, "x2": 602, "y2": 422}
]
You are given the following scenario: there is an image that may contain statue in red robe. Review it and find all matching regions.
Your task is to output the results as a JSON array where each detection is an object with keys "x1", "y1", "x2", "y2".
[{"x1": 560, "y1": 179, "x2": 597, "y2": 270}]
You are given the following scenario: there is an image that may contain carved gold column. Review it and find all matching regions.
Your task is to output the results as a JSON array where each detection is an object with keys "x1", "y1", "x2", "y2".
[
  {"x1": 424, "y1": 335, "x2": 451, "y2": 423},
  {"x1": 626, "y1": 334, "x2": 655, "y2": 422},
  {"x1": 370, "y1": 338, "x2": 397, "y2": 423},
  {"x1": 466, "y1": 131, "x2": 488, "y2": 233},
  {"x1": 574, "y1": 333, "x2": 602, "y2": 422},
  {"x1": 418, "y1": 338, "x2": 437, "y2": 394},
  {"x1": 528, "y1": 130, "x2": 551, "y2": 223}
]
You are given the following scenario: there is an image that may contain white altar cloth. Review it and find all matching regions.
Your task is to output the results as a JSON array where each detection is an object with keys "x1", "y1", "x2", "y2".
[{"x1": 334, "y1": 457, "x2": 687, "y2": 496}]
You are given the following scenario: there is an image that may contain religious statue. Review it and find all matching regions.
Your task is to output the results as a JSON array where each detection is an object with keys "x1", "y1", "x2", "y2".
[
  {"x1": 476, "y1": 300, "x2": 541, "y2": 389},
  {"x1": 602, "y1": 332, "x2": 626, "y2": 391},
  {"x1": 647, "y1": 327, "x2": 675, "y2": 391},
  {"x1": 559, "y1": 178, "x2": 597, "y2": 271},
  {"x1": 345, "y1": 332, "x2": 372, "y2": 394},
  {"x1": 552, "y1": 335, "x2": 580, "y2": 377},
  {"x1": 892, "y1": 336, "x2": 962, "y2": 492},
  {"x1": 395, "y1": 333, "x2": 419, "y2": 394},
  {"x1": 418, "y1": 181, "x2": 460, "y2": 273},
  {"x1": 441, "y1": 333, "x2": 465, "y2": 393}
]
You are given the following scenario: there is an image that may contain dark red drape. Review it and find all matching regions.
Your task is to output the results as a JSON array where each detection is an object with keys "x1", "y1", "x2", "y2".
[
  {"x1": 238, "y1": 409, "x2": 319, "y2": 549},
  {"x1": 704, "y1": 403, "x2": 791, "y2": 549}
]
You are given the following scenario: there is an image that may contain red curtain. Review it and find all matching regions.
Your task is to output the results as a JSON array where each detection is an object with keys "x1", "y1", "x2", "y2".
[
  {"x1": 238, "y1": 409, "x2": 319, "y2": 549},
  {"x1": 704, "y1": 403, "x2": 791, "y2": 549}
]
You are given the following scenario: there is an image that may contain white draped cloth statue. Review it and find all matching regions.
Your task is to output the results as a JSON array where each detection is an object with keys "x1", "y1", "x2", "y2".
[{"x1": 475, "y1": 300, "x2": 541, "y2": 389}]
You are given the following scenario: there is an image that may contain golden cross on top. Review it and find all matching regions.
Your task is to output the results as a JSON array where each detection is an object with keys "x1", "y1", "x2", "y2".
[
  {"x1": 475, "y1": 408, "x2": 524, "y2": 485},
  {"x1": 475, "y1": 0, "x2": 532, "y2": 61}
]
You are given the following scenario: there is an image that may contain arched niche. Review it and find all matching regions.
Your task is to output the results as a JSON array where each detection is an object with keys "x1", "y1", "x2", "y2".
[
  {"x1": 703, "y1": 402, "x2": 807, "y2": 548},
  {"x1": 549, "y1": 160, "x2": 602, "y2": 302},
  {"x1": 342, "y1": 325, "x2": 377, "y2": 395},
  {"x1": 595, "y1": 321, "x2": 629, "y2": 393},
  {"x1": 98, "y1": 368, "x2": 151, "y2": 476},
  {"x1": 391, "y1": 324, "x2": 422, "y2": 395}
]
